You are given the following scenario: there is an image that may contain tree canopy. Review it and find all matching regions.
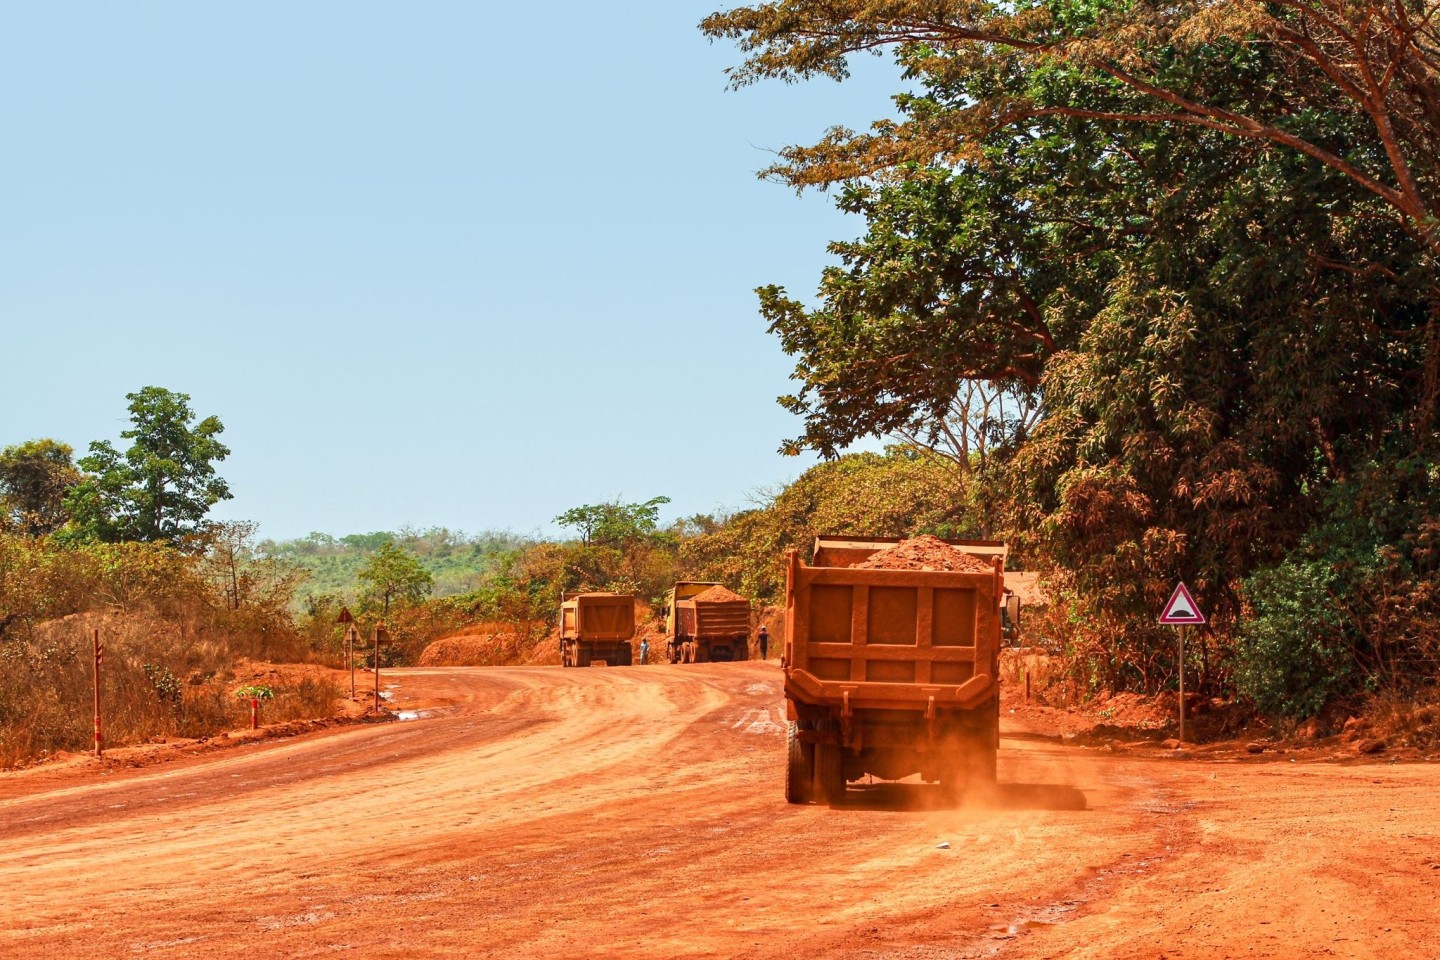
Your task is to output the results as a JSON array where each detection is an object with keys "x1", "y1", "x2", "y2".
[
  {"x1": 0, "y1": 439, "x2": 80, "y2": 536},
  {"x1": 701, "y1": 0, "x2": 1440, "y2": 251},
  {"x1": 705, "y1": 0, "x2": 1440, "y2": 705},
  {"x1": 66, "y1": 387, "x2": 232, "y2": 546},
  {"x1": 357, "y1": 541, "x2": 435, "y2": 616},
  {"x1": 554, "y1": 496, "x2": 672, "y2": 548}
]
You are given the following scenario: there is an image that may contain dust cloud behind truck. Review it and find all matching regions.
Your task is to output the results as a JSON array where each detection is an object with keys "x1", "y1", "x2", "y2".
[
  {"x1": 783, "y1": 535, "x2": 1008, "y2": 805},
  {"x1": 559, "y1": 592, "x2": 636, "y2": 667},
  {"x1": 665, "y1": 582, "x2": 751, "y2": 663}
]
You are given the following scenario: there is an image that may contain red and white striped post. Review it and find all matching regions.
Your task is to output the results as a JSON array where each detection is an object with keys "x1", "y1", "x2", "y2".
[
  {"x1": 250, "y1": 697, "x2": 259, "y2": 730},
  {"x1": 93, "y1": 629, "x2": 103, "y2": 757}
]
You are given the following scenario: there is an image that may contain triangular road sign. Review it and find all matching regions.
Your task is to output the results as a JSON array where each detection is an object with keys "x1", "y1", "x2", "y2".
[{"x1": 1160, "y1": 582, "x2": 1205, "y2": 625}]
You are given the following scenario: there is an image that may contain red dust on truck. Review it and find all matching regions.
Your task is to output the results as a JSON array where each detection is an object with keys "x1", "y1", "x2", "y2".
[
  {"x1": 782, "y1": 535, "x2": 1008, "y2": 806},
  {"x1": 559, "y1": 592, "x2": 636, "y2": 667},
  {"x1": 666, "y1": 582, "x2": 751, "y2": 663}
]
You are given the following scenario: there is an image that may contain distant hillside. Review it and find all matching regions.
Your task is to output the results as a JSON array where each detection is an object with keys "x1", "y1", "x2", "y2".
[{"x1": 260, "y1": 528, "x2": 531, "y2": 601}]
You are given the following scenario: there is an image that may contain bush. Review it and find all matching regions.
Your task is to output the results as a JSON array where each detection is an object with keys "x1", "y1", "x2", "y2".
[{"x1": 1234, "y1": 559, "x2": 1357, "y2": 718}]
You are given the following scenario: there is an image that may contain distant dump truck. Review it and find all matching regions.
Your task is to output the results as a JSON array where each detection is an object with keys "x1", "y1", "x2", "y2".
[
  {"x1": 665, "y1": 582, "x2": 751, "y2": 663},
  {"x1": 559, "y1": 592, "x2": 636, "y2": 667},
  {"x1": 783, "y1": 535, "x2": 1009, "y2": 805}
]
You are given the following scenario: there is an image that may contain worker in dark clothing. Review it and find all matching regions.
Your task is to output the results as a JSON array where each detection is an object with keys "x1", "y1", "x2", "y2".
[{"x1": 757, "y1": 624, "x2": 769, "y2": 660}]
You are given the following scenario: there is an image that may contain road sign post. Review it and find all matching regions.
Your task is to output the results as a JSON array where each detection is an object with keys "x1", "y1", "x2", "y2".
[
  {"x1": 1159, "y1": 582, "x2": 1206, "y2": 746},
  {"x1": 336, "y1": 606, "x2": 357, "y2": 702},
  {"x1": 346, "y1": 625, "x2": 358, "y2": 701},
  {"x1": 1178, "y1": 624, "x2": 1187, "y2": 744},
  {"x1": 93, "y1": 629, "x2": 103, "y2": 758}
]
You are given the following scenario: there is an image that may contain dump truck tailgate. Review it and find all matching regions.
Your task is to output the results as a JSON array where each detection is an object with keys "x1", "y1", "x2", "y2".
[
  {"x1": 560, "y1": 595, "x2": 636, "y2": 641},
  {"x1": 784, "y1": 554, "x2": 1002, "y2": 712},
  {"x1": 678, "y1": 599, "x2": 749, "y2": 637}
]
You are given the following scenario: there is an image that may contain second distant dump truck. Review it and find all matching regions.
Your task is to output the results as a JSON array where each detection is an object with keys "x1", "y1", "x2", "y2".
[
  {"x1": 559, "y1": 592, "x2": 636, "y2": 667},
  {"x1": 665, "y1": 581, "x2": 751, "y2": 663},
  {"x1": 783, "y1": 535, "x2": 1009, "y2": 805}
]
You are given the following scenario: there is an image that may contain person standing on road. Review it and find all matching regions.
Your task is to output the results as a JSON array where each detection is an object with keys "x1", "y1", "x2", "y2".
[
  {"x1": 639, "y1": 638, "x2": 649, "y2": 665},
  {"x1": 757, "y1": 624, "x2": 769, "y2": 660}
]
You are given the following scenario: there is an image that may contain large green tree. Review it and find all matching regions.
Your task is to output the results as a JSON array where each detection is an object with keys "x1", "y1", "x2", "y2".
[
  {"x1": 0, "y1": 439, "x2": 80, "y2": 536},
  {"x1": 357, "y1": 541, "x2": 434, "y2": 616},
  {"x1": 704, "y1": 0, "x2": 1440, "y2": 431},
  {"x1": 704, "y1": 3, "x2": 1438, "y2": 699},
  {"x1": 554, "y1": 496, "x2": 672, "y2": 548},
  {"x1": 66, "y1": 387, "x2": 232, "y2": 546}
]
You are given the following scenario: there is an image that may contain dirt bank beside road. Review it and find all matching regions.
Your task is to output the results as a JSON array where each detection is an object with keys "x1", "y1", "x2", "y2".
[{"x1": 1, "y1": 664, "x2": 1435, "y2": 959}]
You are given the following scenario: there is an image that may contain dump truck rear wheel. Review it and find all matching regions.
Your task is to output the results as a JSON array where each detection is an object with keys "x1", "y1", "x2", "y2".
[
  {"x1": 814, "y1": 744, "x2": 844, "y2": 805},
  {"x1": 785, "y1": 722, "x2": 813, "y2": 804},
  {"x1": 813, "y1": 730, "x2": 845, "y2": 805}
]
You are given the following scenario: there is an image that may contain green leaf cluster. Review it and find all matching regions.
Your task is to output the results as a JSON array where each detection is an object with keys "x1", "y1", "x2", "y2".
[
  {"x1": 682, "y1": 447, "x2": 975, "y2": 602},
  {"x1": 356, "y1": 542, "x2": 434, "y2": 617},
  {"x1": 65, "y1": 387, "x2": 232, "y2": 546},
  {"x1": 706, "y1": 0, "x2": 1440, "y2": 712},
  {"x1": 0, "y1": 440, "x2": 80, "y2": 536}
]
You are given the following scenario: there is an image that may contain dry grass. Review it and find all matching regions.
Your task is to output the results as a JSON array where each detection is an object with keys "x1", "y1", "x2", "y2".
[
  {"x1": 1359, "y1": 691, "x2": 1440, "y2": 751},
  {"x1": 0, "y1": 613, "x2": 342, "y2": 768}
]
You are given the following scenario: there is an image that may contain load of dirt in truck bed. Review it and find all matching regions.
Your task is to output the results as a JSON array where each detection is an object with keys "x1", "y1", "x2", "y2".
[
  {"x1": 692, "y1": 585, "x2": 745, "y2": 603},
  {"x1": 853, "y1": 535, "x2": 995, "y2": 573}
]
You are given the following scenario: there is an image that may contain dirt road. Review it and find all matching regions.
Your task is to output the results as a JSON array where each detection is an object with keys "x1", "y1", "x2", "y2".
[{"x1": 3, "y1": 664, "x2": 1437, "y2": 959}]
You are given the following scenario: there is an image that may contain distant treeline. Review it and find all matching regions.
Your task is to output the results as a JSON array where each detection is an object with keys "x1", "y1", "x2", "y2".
[{"x1": 260, "y1": 528, "x2": 531, "y2": 600}]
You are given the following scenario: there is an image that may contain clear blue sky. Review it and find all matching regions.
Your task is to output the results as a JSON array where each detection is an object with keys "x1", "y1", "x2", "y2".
[{"x1": 1, "y1": 2, "x2": 903, "y2": 540}]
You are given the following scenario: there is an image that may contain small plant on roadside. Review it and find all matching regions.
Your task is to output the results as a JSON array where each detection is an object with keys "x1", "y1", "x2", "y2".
[
  {"x1": 234, "y1": 683, "x2": 274, "y2": 701},
  {"x1": 143, "y1": 664, "x2": 183, "y2": 716}
]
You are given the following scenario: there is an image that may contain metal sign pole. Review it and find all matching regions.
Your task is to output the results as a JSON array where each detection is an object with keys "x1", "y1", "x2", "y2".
[
  {"x1": 347, "y1": 625, "x2": 357, "y2": 701},
  {"x1": 1178, "y1": 624, "x2": 1186, "y2": 744}
]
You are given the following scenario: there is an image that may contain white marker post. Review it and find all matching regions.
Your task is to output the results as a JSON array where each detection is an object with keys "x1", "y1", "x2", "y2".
[{"x1": 1159, "y1": 582, "x2": 1206, "y2": 744}]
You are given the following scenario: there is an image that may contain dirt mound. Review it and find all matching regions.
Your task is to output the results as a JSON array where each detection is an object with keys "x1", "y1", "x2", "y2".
[
  {"x1": 692, "y1": 585, "x2": 745, "y2": 603},
  {"x1": 522, "y1": 626, "x2": 562, "y2": 666},
  {"x1": 854, "y1": 535, "x2": 994, "y2": 573},
  {"x1": 419, "y1": 630, "x2": 522, "y2": 667}
]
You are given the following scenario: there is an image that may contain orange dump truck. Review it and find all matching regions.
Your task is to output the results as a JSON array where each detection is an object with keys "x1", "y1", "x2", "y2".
[
  {"x1": 665, "y1": 582, "x2": 751, "y2": 663},
  {"x1": 783, "y1": 535, "x2": 1008, "y2": 805},
  {"x1": 559, "y1": 592, "x2": 636, "y2": 667}
]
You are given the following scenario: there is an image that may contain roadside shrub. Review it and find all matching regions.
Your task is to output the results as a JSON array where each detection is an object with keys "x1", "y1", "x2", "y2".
[{"x1": 1234, "y1": 559, "x2": 1357, "y2": 718}]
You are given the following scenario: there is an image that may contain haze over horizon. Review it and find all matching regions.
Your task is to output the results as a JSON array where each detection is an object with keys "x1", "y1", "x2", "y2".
[{"x1": 1, "y1": 2, "x2": 904, "y2": 540}]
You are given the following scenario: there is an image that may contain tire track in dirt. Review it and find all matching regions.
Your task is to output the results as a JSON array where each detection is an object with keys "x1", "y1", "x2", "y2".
[{"x1": 6, "y1": 664, "x2": 1434, "y2": 959}]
